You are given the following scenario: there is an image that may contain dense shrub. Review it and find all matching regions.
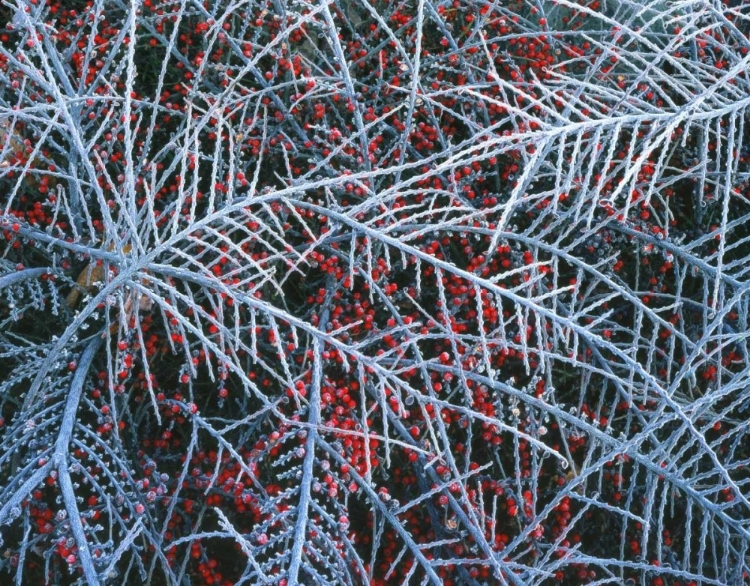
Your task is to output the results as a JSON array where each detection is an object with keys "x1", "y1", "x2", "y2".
[{"x1": 1, "y1": 0, "x2": 749, "y2": 584}]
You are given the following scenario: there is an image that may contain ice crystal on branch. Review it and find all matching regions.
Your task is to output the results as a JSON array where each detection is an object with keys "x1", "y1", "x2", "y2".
[{"x1": 1, "y1": 0, "x2": 749, "y2": 584}]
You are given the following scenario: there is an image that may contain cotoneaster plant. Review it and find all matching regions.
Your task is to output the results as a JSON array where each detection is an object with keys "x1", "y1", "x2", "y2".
[{"x1": 1, "y1": 0, "x2": 749, "y2": 585}]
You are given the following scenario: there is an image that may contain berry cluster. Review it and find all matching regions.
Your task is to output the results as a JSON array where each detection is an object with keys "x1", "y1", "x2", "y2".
[{"x1": 1, "y1": 0, "x2": 749, "y2": 585}]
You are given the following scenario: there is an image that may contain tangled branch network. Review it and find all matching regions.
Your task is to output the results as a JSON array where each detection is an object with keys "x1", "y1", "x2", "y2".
[{"x1": 1, "y1": 0, "x2": 749, "y2": 584}]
